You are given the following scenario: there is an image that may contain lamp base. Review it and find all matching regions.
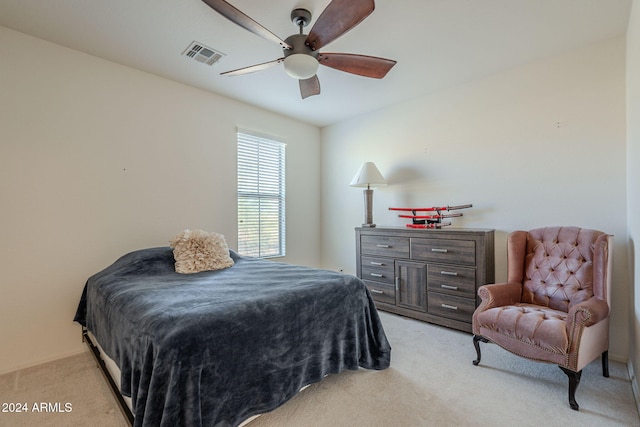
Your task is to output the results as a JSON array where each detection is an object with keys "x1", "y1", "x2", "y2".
[{"x1": 363, "y1": 188, "x2": 376, "y2": 228}]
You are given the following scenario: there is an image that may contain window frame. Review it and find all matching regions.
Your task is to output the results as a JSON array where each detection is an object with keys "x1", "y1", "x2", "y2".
[{"x1": 237, "y1": 130, "x2": 286, "y2": 258}]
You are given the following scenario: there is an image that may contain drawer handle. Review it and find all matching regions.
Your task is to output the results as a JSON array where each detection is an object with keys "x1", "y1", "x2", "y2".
[
  {"x1": 370, "y1": 289, "x2": 384, "y2": 295},
  {"x1": 441, "y1": 284, "x2": 458, "y2": 290},
  {"x1": 440, "y1": 271, "x2": 458, "y2": 276},
  {"x1": 369, "y1": 261, "x2": 384, "y2": 266},
  {"x1": 370, "y1": 273, "x2": 384, "y2": 278},
  {"x1": 376, "y1": 244, "x2": 391, "y2": 248},
  {"x1": 441, "y1": 304, "x2": 458, "y2": 311},
  {"x1": 431, "y1": 248, "x2": 448, "y2": 253}
]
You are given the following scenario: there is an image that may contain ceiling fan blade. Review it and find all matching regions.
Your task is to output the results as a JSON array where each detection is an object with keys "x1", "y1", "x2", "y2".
[
  {"x1": 318, "y1": 53, "x2": 396, "y2": 78},
  {"x1": 221, "y1": 58, "x2": 284, "y2": 76},
  {"x1": 299, "y1": 75, "x2": 320, "y2": 99},
  {"x1": 306, "y1": 0, "x2": 375, "y2": 51},
  {"x1": 201, "y1": 0, "x2": 291, "y2": 49}
]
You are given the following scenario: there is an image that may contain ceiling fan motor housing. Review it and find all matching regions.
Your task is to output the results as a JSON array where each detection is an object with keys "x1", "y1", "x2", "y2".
[
  {"x1": 283, "y1": 33, "x2": 319, "y2": 79},
  {"x1": 283, "y1": 34, "x2": 318, "y2": 59}
]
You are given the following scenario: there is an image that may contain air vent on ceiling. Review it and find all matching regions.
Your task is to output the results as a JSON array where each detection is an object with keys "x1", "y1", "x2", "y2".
[{"x1": 182, "y1": 41, "x2": 225, "y2": 66}]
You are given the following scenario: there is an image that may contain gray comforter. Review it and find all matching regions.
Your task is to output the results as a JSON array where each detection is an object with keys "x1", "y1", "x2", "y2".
[{"x1": 74, "y1": 247, "x2": 391, "y2": 426}]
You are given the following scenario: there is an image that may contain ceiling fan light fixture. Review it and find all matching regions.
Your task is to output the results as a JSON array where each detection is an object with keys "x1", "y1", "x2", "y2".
[{"x1": 284, "y1": 54, "x2": 319, "y2": 79}]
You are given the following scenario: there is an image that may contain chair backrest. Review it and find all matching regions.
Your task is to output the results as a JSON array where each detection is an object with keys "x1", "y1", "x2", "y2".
[{"x1": 509, "y1": 226, "x2": 610, "y2": 313}]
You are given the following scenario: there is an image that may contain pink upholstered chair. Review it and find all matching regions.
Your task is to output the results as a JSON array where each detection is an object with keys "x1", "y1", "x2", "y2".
[{"x1": 472, "y1": 226, "x2": 612, "y2": 410}]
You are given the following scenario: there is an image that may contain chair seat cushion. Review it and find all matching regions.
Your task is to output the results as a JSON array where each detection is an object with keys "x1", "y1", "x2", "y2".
[{"x1": 476, "y1": 304, "x2": 569, "y2": 358}]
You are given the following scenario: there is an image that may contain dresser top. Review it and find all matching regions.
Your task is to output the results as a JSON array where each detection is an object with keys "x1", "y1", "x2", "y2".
[{"x1": 356, "y1": 226, "x2": 494, "y2": 234}]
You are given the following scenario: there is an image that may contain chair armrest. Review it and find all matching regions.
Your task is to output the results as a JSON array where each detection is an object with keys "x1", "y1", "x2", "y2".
[
  {"x1": 476, "y1": 282, "x2": 522, "y2": 312},
  {"x1": 567, "y1": 297, "x2": 609, "y2": 328}
]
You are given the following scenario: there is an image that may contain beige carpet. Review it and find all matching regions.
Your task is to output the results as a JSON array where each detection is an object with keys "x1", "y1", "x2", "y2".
[
  {"x1": 0, "y1": 347, "x2": 128, "y2": 427},
  {"x1": 1, "y1": 312, "x2": 638, "y2": 427}
]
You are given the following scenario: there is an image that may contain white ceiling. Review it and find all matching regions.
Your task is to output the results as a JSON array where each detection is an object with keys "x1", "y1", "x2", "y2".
[{"x1": 0, "y1": 0, "x2": 632, "y2": 127}]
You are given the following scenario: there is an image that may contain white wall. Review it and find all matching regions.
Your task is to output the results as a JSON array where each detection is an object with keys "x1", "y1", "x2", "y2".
[
  {"x1": 321, "y1": 37, "x2": 629, "y2": 360},
  {"x1": 0, "y1": 19, "x2": 633, "y2": 375},
  {"x1": 626, "y1": 0, "x2": 640, "y2": 409},
  {"x1": 0, "y1": 26, "x2": 321, "y2": 374}
]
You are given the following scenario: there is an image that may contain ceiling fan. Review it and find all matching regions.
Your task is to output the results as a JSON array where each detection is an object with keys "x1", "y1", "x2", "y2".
[{"x1": 201, "y1": 0, "x2": 397, "y2": 99}]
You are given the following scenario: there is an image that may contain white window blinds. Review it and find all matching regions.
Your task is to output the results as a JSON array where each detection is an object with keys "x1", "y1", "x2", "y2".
[{"x1": 237, "y1": 131, "x2": 286, "y2": 258}]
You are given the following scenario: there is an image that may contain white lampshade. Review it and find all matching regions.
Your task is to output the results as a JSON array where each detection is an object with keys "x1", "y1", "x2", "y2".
[
  {"x1": 350, "y1": 162, "x2": 387, "y2": 188},
  {"x1": 284, "y1": 54, "x2": 319, "y2": 79}
]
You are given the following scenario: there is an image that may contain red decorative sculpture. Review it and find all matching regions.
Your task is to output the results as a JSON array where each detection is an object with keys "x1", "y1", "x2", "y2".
[{"x1": 389, "y1": 204, "x2": 472, "y2": 228}]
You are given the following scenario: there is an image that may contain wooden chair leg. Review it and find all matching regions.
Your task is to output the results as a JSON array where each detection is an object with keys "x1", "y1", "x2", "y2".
[
  {"x1": 602, "y1": 350, "x2": 609, "y2": 377},
  {"x1": 560, "y1": 366, "x2": 582, "y2": 410},
  {"x1": 472, "y1": 335, "x2": 488, "y2": 366}
]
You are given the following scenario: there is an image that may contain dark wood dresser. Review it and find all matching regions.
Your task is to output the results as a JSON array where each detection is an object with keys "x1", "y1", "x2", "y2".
[{"x1": 355, "y1": 227, "x2": 495, "y2": 333}]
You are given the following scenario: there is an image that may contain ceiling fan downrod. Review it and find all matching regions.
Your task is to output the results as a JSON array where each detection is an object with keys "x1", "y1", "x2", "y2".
[{"x1": 291, "y1": 8, "x2": 312, "y2": 35}]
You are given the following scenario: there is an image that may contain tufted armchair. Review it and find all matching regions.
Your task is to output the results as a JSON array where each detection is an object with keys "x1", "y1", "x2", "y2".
[{"x1": 472, "y1": 226, "x2": 612, "y2": 410}]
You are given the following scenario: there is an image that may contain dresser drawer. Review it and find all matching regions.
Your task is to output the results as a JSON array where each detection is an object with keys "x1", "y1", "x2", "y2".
[
  {"x1": 428, "y1": 292, "x2": 475, "y2": 323},
  {"x1": 361, "y1": 256, "x2": 395, "y2": 284},
  {"x1": 361, "y1": 235, "x2": 410, "y2": 258},
  {"x1": 411, "y1": 238, "x2": 476, "y2": 266},
  {"x1": 427, "y1": 264, "x2": 476, "y2": 297},
  {"x1": 364, "y1": 280, "x2": 396, "y2": 305}
]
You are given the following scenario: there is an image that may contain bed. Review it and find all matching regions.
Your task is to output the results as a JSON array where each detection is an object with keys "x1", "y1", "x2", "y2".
[{"x1": 73, "y1": 246, "x2": 391, "y2": 427}]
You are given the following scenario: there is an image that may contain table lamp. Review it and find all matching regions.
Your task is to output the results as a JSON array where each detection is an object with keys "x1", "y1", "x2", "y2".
[{"x1": 350, "y1": 162, "x2": 386, "y2": 227}]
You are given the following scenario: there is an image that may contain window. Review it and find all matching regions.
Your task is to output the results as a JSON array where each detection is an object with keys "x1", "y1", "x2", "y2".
[{"x1": 237, "y1": 131, "x2": 286, "y2": 258}]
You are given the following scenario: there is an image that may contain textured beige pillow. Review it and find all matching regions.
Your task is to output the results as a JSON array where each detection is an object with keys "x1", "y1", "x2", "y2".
[{"x1": 169, "y1": 229, "x2": 234, "y2": 274}]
